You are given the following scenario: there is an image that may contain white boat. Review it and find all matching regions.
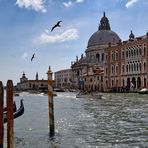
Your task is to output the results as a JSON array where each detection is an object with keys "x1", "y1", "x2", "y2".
[
  {"x1": 139, "y1": 88, "x2": 148, "y2": 94},
  {"x1": 76, "y1": 92, "x2": 102, "y2": 99},
  {"x1": 14, "y1": 92, "x2": 20, "y2": 96}
]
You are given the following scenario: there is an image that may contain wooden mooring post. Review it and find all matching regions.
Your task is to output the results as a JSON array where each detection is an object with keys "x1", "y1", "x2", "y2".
[
  {"x1": 0, "y1": 80, "x2": 14, "y2": 148},
  {"x1": 6, "y1": 80, "x2": 14, "y2": 148},
  {"x1": 0, "y1": 81, "x2": 4, "y2": 148},
  {"x1": 47, "y1": 66, "x2": 55, "y2": 137}
]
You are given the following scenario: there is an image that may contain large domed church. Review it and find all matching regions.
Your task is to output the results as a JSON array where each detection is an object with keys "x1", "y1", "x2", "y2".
[
  {"x1": 85, "y1": 12, "x2": 121, "y2": 66},
  {"x1": 71, "y1": 12, "x2": 122, "y2": 92},
  {"x1": 71, "y1": 12, "x2": 148, "y2": 92}
]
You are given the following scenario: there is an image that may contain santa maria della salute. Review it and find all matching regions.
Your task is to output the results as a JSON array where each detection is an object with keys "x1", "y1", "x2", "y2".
[{"x1": 55, "y1": 12, "x2": 148, "y2": 93}]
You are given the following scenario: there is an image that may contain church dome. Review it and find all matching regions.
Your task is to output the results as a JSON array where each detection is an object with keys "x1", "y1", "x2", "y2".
[
  {"x1": 88, "y1": 30, "x2": 120, "y2": 47},
  {"x1": 87, "y1": 12, "x2": 121, "y2": 48}
]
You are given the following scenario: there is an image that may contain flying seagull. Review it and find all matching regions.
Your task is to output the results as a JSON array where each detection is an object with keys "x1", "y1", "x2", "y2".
[
  {"x1": 51, "y1": 21, "x2": 62, "y2": 32},
  {"x1": 31, "y1": 53, "x2": 35, "y2": 61}
]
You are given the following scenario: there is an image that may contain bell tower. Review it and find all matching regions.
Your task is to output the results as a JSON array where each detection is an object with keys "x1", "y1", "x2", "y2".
[
  {"x1": 36, "y1": 72, "x2": 38, "y2": 80},
  {"x1": 20, "y1": 72, "x2": 28, "y2": 82}
]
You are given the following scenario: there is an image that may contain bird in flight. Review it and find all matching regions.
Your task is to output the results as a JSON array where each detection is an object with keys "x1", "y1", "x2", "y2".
[
  {"x1": 31, "y1": 53, "x2": 35, "y2": 61},
  {"x1": 51, "y1": 21, "x2": 62, "y2": 32}
]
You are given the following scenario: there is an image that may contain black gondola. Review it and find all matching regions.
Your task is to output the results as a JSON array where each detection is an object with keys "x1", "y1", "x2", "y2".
[
  {"x1": 3, "y1": 101, "x2": 17, "y2": 112},
  {"x1": 4, "y1": 99, "x2": 24, "y2": 123}
]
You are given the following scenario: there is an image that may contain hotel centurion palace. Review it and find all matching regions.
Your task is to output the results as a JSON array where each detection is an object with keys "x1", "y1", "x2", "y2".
[{"x1": 71, "y1": 12, "x2": 148, "y2": 92}]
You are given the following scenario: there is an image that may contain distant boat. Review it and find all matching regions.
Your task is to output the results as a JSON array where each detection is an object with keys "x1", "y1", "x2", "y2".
[
  {"x1": 76, "y1": 92, "x2": 102, "y2": 99},
  {"x1": 54, "y1": 88, "x2": 65, "y2": 92},
  {"x1": 14, "y1": 93, "x2": 20, "y2": 96},
  {"x1": 4, "y1": 99, "x2": 24, "y2": 123},
  {"x1": 38, "y1": 92, "x2": 57, "y2": 96},
  {"x1": 138, "y1": 88, "x2": 148, "y2": 94}
]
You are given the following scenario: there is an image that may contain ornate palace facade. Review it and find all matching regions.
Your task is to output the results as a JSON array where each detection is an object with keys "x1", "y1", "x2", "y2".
[{"x1": 71, "y1": 12, "x2": 148, "y2": 92}]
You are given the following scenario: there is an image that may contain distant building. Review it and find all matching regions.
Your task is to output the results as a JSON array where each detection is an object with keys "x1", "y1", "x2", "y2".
[
  {"x1": 54, "y1": 69, "x2": 72, "y2": 89},
  {"x1": 16, "y1": 72, "x2": 48, "y2": 92}
]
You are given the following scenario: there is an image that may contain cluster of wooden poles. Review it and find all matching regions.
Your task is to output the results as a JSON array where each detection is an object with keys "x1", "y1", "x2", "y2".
[
  {"x1": 0, "y1": 66, "x2": 55, "y2": 148},
  {"x1": 0, "y1": 80, "x2": 14, "y2": 148}
]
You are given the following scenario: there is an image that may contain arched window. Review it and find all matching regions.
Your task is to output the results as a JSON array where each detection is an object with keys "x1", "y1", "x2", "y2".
[
  {"x1": 106, "y1": 80, "x2": 108, "y2": 87},
  {"x1": 122, "y1": 51, "x2": 124, "y2": 59},
  {"x1": 139, "y1": 48, "x2": 142, "y2": 55},
  {"x1": 122, "y1": 79, "x2": 124, "y2": 86},
  {"x1": 102, "y1": 53, "x2": 104, "y2": 61},
  {"x1": 112, "y1": 80, "x2": 114, "y2": 86},
  {"x1": 116, "y1": 66, "x2": 118, "y2": 74},
  {"x1": 122, "y1": 65, "x2": 124, "y2": 73},
  {"x1": 134, "y1": 63, "x2": 136, "y2": 71},
  {"x1": 112, "y1": 53, "x2": 114, "y2": 61},
  {"x1": 129, "y1": 64, "x2": 131, "y2": 72},
  {"x1": 144, "y1": 62, "x2": 146, "y2": 71},
  {"x1": 131, "y1": 50, "x2": 133, "y2": 57},
  {"x1": 139, "y1": 63, "x2": 142, "y2": 71},
  {"x1": 126, "y1": 65, "x2": 128, "y2": 72},
  {"x1": 144, "y1": 78, "x2": 147, "y2": 87},
  {"x1": 106, "y1": 68, "x2": 108, "y2": 74},
  {"x1": 29, "y1": 83, "x2": 31, "y2": 88},
  {"x1": 137, "y1": 63, "x2": 139, "y2": 71},
  {"x1": 144, "y1": 47, "x2": 146, "y2": 56},
  {"x1": 101, "y1": 76, "x2": 103, "y2": 82},
  {"x1": 106, "y1": 55, "x2": 108, "y2": 60},
  {"x1": 136, "y1": 48, "x2": 138, "y2": 56},
  {"x1": 131, "y1": 64, "x2": 133, "y2": 72},
  {"x1": 116, "y1": 79, "x2": 118, "y2": 86},
  {"x1": 96, "y1": 53, "x2": 100, "y2": 62},
  {"x1": 116, "y1": 52, "x2": 118, "y2": 60},
  {"x1": 126, "y1": 50, "x2": 128, "y2": 58},
  {"x1": 134, "y1": 49, "x2": 136, "y2": 57},
  {"x1": 129, "y1": 50, "x2": 131, "y2": 57},
  {"x1": 112, "y1": 66, "x2": 114, "y2": 74}
]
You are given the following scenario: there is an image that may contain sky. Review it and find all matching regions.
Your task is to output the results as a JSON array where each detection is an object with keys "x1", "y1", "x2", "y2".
[{"x1": 0, "y1": 0, "x2": 148, "y2": 85}]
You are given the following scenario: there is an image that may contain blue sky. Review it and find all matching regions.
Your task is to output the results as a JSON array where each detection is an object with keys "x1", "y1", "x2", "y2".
[{"x1": 0, "y1": 0, "x2": 148, "y2": 85}]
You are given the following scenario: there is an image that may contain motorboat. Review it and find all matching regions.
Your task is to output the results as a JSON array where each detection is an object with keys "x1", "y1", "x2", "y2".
[
  {"x1": 4, "y1": 99, "x2": 24, "y2": 123},
  {"x1": 139, "y1": 88, "x2": 148, "y2": 94},
  {"x1": 54, "y1": 88, "x2": 65, "y2": 92},
  {"x1": 76, "y1": 92, "x2": 102, "y2": 99},
  {"x1": 14, "y1": 93, "x2": 20, "y2": 96}
]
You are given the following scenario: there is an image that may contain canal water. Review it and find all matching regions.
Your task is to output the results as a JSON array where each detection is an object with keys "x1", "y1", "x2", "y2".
[{"x1": 6, "y1": 92, "x2": 148, "y2": 147}]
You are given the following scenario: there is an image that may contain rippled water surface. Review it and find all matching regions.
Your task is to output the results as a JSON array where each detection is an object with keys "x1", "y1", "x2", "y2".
[{"x1": 5, "y1": 92, "x2": 148, "y2": 148}]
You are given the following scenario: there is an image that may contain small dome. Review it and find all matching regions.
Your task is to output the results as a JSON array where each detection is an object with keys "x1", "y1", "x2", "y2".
[
  {"x1": 129, "y1": 30, "x2": 135, "y2": 39},
  {"x1": 87, "y1": 30, "x2": 121, "y2": 47}
]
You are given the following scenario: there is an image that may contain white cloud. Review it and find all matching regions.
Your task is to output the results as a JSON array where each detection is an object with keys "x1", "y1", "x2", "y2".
[
  {"x1": 63, "y1": 0, "x2": 84, "y2": 8},
  {"x1": 16, "y1": 0, "x2": 46, "y2": 13},
  {"x1": 76, "y1": 0, "x2": 84, "y2": 3},
  {"x1": 44, "y1": 29, "x2": 49, "y2": 34},
  {"x1": 126, "y1": 0, "x2": 139, "y2": 8},
  {"x1": 36, "y1": 28, "x2": 79, "y2": 44},
  {"x1": 63, "y1": 1, "x2": 73, "y2": 8},
  {"x1": 21, "y1": 52, "x2": 28, "y2": 59}
]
